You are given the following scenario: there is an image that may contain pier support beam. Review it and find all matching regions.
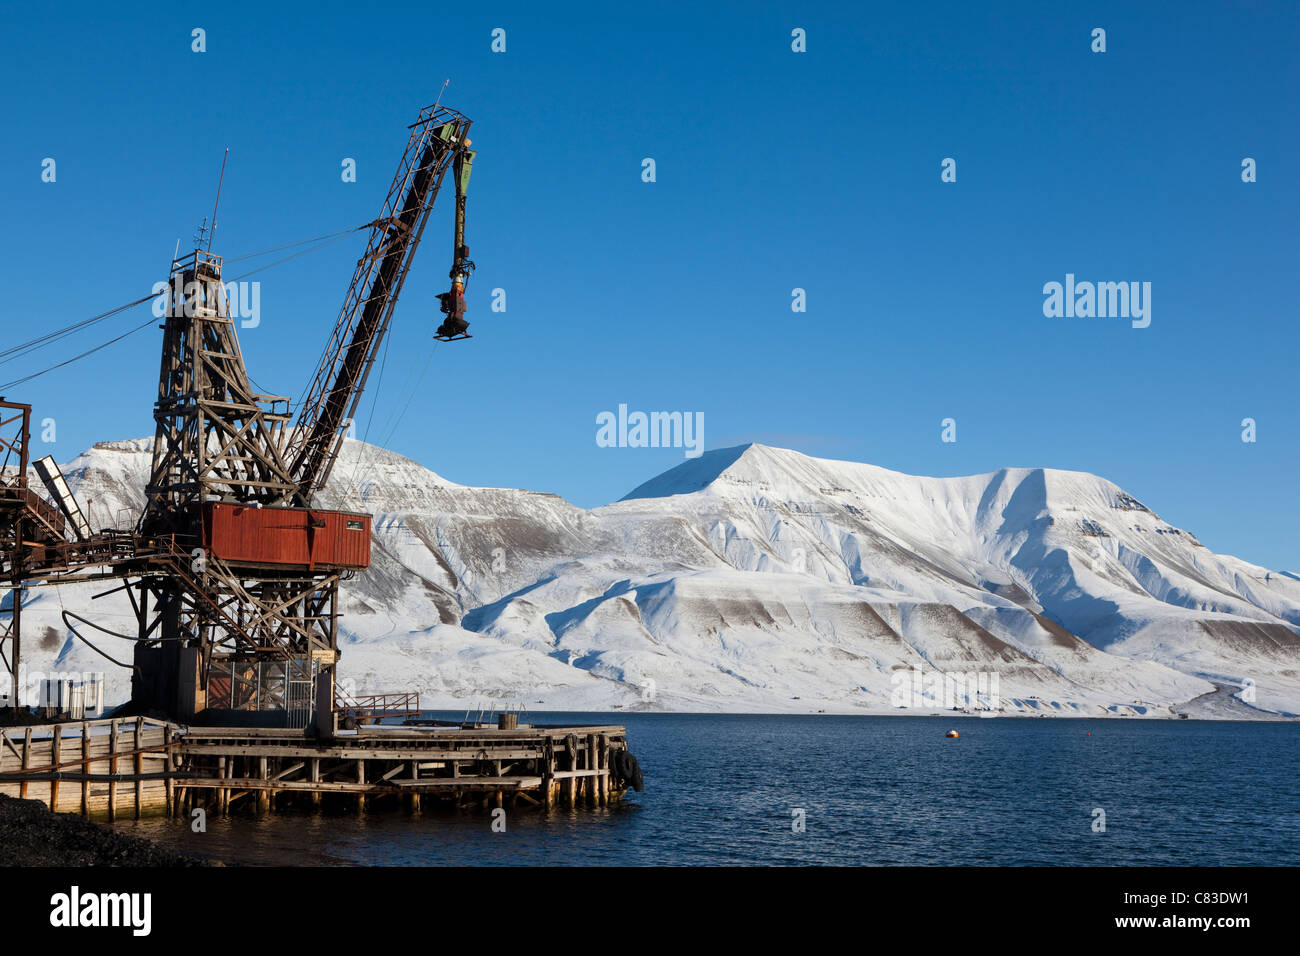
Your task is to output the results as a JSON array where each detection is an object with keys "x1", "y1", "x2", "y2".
[
  {"x1": 81, "y1": 727, "x2": 90, "y2": 816},
  {"x1": 108, "y1": 719, "x2": 119, "y2": 822},
  {"x1": 257, "y1": 757, "x2": 270, "y2": 814},
  {"x1": 50, "y1": 726, "x2": 61, "y2": 813},
  {"x1": 598, "y1": 734, "x2": 609, "y2": 806},
  {"x1": 218, "y1": 757, "x2": 230, "y2": 815},
  {"x1": 134, "y1": 717, "x2": 145, "y2": 819},
  {"x1": 164, "y1": 726, "x2": 175, "y2": 817}
]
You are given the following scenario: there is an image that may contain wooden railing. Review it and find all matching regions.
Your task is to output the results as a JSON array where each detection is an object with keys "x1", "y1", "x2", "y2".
[{"x1": 334, "y1": 691, "x2": 421, "y2": 724}]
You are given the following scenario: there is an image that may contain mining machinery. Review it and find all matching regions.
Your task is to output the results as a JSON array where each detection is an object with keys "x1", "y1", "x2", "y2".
[{"x1": 0, "y1": 101, "x2": 476, "y2": 736}]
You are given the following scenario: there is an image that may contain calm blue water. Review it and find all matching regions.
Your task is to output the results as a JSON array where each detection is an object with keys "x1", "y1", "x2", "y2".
[{"x1": 118, "y1": 714, "x2": 1299, "y2": 866}]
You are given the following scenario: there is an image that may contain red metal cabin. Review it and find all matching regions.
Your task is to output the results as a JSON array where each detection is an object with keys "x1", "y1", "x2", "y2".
[{"x1": 201, "y1": 502, "x2": 371, "y2": 570}]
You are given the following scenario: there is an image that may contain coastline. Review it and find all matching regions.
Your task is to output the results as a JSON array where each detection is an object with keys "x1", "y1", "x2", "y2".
[{"x1": 0, "y1": 794, "x2": 214, "y2": 867}]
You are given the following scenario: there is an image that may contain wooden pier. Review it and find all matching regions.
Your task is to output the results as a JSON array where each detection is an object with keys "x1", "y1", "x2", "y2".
[
  {"x1": 0, "y1": 718, "x2": 638, "y2": 819},
  {"x1": 0, "y1": 717, "x2": 177, "y2": 819}
]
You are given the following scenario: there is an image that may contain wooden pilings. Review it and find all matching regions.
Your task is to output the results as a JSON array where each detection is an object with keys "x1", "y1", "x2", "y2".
[
  {"x1": 164, "y1": 725, "x2": 175, "y2": 816},
  {"x1": 80, "y1": 727, "x2": 90, "y2": 815},
  {"x1": 20, "y1": 728, "x2": 31, "y2": 799},
  {"x1": 0, "y1": 719, "x2": 632, "y2": 819},
  {"x1": 257, "y1": 756, "x2": 270, "y2": 814},
  {"x1": 173, "y1": 723, "x2": 629, "y2": 815},
  {"x1": 50, "y1": 724, "x2": 61, "y2": 813},
  {"x1": 407, "y1": 762, "x2": 421, "y2": 815},
  {"x1": 134, "y1": 717, "x2": 144, "y2": 819},
  {"x1": 108, "y1": 719, "x2": 118, "y2": 820},
  {"x1": 541, "y1": 738, "x2": 555, "y2": 809}
]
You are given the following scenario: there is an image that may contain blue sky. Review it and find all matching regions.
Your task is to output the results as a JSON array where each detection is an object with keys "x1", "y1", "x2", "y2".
[{"x1": 0, "y1": 1, "x2": 1296, "y2": 568}]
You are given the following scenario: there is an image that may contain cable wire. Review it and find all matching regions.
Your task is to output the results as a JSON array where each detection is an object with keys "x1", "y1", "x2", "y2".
[
  {"x1": 0, "y1": 314, "x2": 159, "y2": 391},
  {"x1": 0, "y1": 292, "x2": 157, "y2": 368},
  {"x1": 0, "y1": 226, "x2": 362, "y2": 393},
  {"x1": 223, "y1": 224, "x2": 367, "y2": 264}
]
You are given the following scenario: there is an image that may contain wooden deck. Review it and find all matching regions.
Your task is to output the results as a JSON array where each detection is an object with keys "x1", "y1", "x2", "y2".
[{"x1": 1, "y1": 719, "x2": 633, "y2": 818}]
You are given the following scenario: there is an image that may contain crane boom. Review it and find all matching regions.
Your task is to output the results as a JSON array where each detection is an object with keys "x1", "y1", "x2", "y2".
[{"x1": 286, "y1": 103, "x2": 474, "y2": 502}]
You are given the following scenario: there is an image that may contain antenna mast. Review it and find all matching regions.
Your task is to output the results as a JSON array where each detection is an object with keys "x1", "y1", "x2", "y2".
[{"x1": 206, "y1": 148, "x2": 230, "y2": 252}]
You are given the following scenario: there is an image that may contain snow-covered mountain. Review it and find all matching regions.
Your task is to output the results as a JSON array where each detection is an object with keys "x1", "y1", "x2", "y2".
[{"x1": 20, "y1": 440, "x2": 1300, "y2": 719}]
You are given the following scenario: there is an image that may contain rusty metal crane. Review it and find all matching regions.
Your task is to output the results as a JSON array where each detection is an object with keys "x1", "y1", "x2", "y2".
[
  {"x1": 52, "y1": 101, "x2": 477, "y2": 736},
  {"x1": 0, "y1": 101, "x2": 476, "y2": 735},
  {"x1": 285, "y1": 107, "x2": 475, "y2": 502}
]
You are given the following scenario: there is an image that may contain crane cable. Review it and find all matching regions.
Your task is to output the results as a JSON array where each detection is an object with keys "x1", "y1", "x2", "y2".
[
  {"x1": 0, "y1": 312, "x2": 159, "y2": 391},
  {"x1": 223, "y1": 228, "x2": 360, "y2": 284},
  {"x1": 61, "y1": 611, "x2": 136, "y2": 669},
  {"x1": 335, "y1": 339, "x2": 441, "y2": 505},
  {"x1": 0, "y1": 224, "x2": 368, "y2": 369},
  {"x1": 0, "y1": 225, "x2": 365, "y2": 393},
  {"x1": 0, "y1": 293, "x2": 157, "y2": 369},
  {"x1": 332, "y1": 330, "x2": 395, "y2": 503},
  {"x1": 222, "y1": 224, "x2": 366, "y2": 264}
]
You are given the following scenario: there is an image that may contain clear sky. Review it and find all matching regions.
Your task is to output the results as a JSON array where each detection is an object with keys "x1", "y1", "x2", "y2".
[{"x1": 0, "y1": 1, "x2": 1296, "y2": 568}]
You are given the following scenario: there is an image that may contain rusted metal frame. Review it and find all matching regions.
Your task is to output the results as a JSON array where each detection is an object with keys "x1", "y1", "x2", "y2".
[
  {"x1": 306, "y1": 138, "x2": 459, "y2": 493},
  {"x1": 193, "y1": 380, "x2": 296, "y2": 498},
  {"x1": 285, "y1": 107, "x2": 468, "y2": 499},
  {"x1": 144, "y1": 252, "x2": 296, "y2": 518},
  {"x1": 193, "y1": 322, "x2": 296, "y2": 483},
  {"x1": 172, "y1": 567, "x2": 330, "y2": 658},
  {"x1": 206, "y1": 567, "x2": 334, "y2": 653},
  {"x1": 200, "y1": 599, "x2": 327, "y2": 685},
  {"x1": 187, "y1": 306, "x2": 209, "y2": 495},
  {"x1": 0, "y1": 405, "x2": 30, "y2": 473},
  {"x1": 284, "y1": 243, "x2": 392, "y2": 480},
  {"x1": 141, "y1": 397, "x2": 204, "y2": 521},
  {"x1": 235, "y1": 576, "x2": 338, "y2": 642},
  {"x1": 0, "y1": 402, "x2": 29, "y2": 706},
  {"x1": 19, "y1": 501, "x2": 64, "y2": 541},
  {"x1": 195, "y1": 404, "x2": 295, "y2": 496},
  {"x1": 136, "y1": 553, "x2": 268, "y2": 659}
]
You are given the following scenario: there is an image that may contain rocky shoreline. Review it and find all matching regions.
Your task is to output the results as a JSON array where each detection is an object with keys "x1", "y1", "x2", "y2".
[{"x1": 0, "y1": 794, "x2": 213, "y2": 867}]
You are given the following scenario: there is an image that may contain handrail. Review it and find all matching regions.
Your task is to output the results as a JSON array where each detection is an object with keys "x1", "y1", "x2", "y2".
[{"x1": 334, "y1": 691, "x2": 421, "y2": 717}]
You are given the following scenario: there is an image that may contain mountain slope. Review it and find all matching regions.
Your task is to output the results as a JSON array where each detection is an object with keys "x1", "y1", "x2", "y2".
[{"x1": 18, "y1": 440, "x2": 1299, "y2": 718}]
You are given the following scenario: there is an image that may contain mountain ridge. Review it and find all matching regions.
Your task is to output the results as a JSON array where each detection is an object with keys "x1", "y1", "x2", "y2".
[{"x1": 19, "y1": 437, "x2": 1299, "y2": 720}]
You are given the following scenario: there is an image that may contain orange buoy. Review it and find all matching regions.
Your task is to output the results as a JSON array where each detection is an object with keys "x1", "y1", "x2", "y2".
[{"x1": 946, "y1": 729, "x2": 959, "y2": 738}]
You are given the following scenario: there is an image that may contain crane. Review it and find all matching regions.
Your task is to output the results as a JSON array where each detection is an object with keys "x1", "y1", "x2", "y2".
[
  {"x1": 285, "y1": 106, "x2": 475, "y2": 502},
  {"x1": 120, "y1": 102, "x2": 477, "y2": 735}
]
